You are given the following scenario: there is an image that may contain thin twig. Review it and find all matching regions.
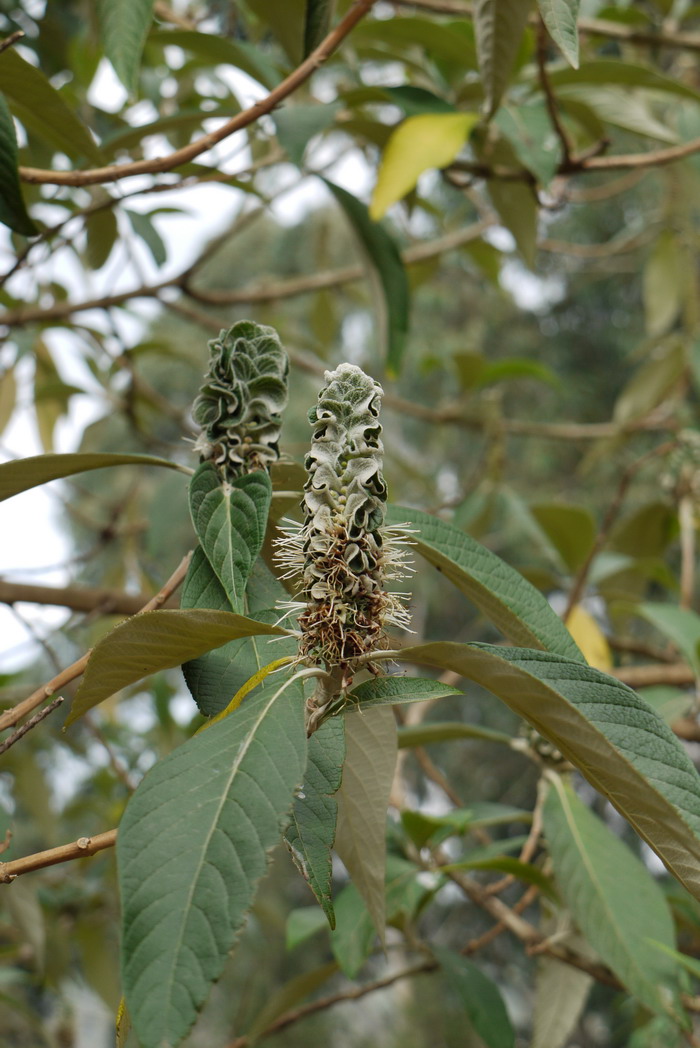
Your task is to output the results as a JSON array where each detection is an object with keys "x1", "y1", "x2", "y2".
[
  {"x1": 0, "y1": 696, "x2": 64, "y2": 756},
  {"x1": 0, "y1": 829, "x2": 117, "y2": 882},
  {"x1": 0, "y1": 30, "x2": 24, "y2": 55},
  {"x1": 0, "y1": 551, "x2": 192, "y2": 734},
  {"x1": 20, "y1": 0, "x2": 379, "y2": 186},
  {"x1": 536, "y1": 19, "x2": 574, "y2": 166}
]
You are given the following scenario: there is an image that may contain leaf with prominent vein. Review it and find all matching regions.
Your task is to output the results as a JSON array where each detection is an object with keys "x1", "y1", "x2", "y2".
[
  {"x1": 189, "y1": 464, "x2": 272, "y2": 614},
  {"x1": 398, "y1": 641, "x2": 700, "y2": 902},
  {"x1": 473, "y1": 0, "x2": 533, "y2": 117},
  {"x1": 537, "y1": 0, "x2": 580, "y2": 68},
  {"x1": 96, "y1": 0, "x2": 156, "y2": 95},
  {"x1": 386, "y1": 505, "x2": 583, "y2": 661},
  {"x1": 334, "y1": 706, "x2": 397, "y2": 940},
  {"x1": 0, "y1": 452, "x2": 186, "y2": 502},
  {"x1": 118, "y1": 676, "x2": 306, "y2": 1048},
  {"x1": 68, "y1": 609, "x2": 291, "y2": 724},
  {"x1": 348, "y1": 676, "x2": 462, "y2": 708},
  {"x1": 543, "y1": 776, "x2": 682, "y2": 1014},
  {"x1": 286, "y1": 716, "x2": 345, "y2": 928}
]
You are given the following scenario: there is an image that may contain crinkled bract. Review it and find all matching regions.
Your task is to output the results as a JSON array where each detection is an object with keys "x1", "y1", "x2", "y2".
[
  {"x1": 276, "y1": 363, "x2": 412, "y2": 667},
  {"x1": 192, "y1": 320, "x2": 289, "y2": 480}
]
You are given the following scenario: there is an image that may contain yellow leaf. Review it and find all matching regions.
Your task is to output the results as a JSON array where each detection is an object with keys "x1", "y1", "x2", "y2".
[
  {"x1": 200, "y1": 656, "x2": 296, "y2": 730},
  {"x1": 370, "y1": 112, "x2": 479, "y2": 220},
  {"x1": 565, "y1": 605, "x2": 612, "y2": 671}
]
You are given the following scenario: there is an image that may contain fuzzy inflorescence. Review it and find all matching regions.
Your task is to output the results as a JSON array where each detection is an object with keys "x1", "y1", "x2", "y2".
[
  {"x1": 276, "y1": 363, "x2": 412, "y2": 668},
  {"x1": 191, "y1": 320, "x2": 288, "y2": 481}
]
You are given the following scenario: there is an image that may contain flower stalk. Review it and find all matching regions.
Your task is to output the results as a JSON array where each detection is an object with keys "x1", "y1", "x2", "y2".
[
  {"x1": 191, "y1": 320, "x2": 288, "y2": 481},
  {"x1": 276, "y1": 363, "x2": 412, "y2": 686}
]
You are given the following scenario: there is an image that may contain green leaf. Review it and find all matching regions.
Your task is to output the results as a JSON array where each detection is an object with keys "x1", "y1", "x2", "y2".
[
  {"x1": 382, "y1": 85, "x2": 457, "y2": 117},
  {"x1": 348, "y1": 675, "x2": 462, "y2": 708},
  {"x1": 398, "y1": 641, "x2": 700, "y2": 904},
  {"x1": 537, "y1": 0, "x2": 580, "y2": 68},
  {"x1": 334, "y1": 707, "x2": 397, "y2": 941},
  {"x1": 385, "y1": 504, "x2": 583, "y2": 661},
  {"x1": 149, "y1": 29, "x2": 280, "y2": 90},
  {"x1": 613, "y1": 340, "x2": 685, "y2": 425},
  {"x1": 322, "y1": 178, "x2": 410, "y2": 378},
  {"x1": 434, "y1": 947, "x2": 515, "y2": 1048},
  {"x1": 286, "y1": 716, "x2": 345, "y2": 928},
  {"x1": 529, "y1": 502, "x2": 596, "y2": 573},
  {"x1": 303, "y1": 0, "x2": 334, "y2": 56},
  {"x1": 402, "y1": 805, "x2": 529, "y2": 847},
  {"x1": 67, "y1": 609, "x2": 292, "y2": 724},
  {"x1": 398, "y1": 721, "x2": 513, "y2": 747},
  {"x1": 85, "y1": 203, "x2": 118, "y2": 271},
  {"x1": 286, "y1": 906, "x2": 328, "y2": 950},
  {"x1": 644, "y1": 232, "x2": 683, "y2": 337},
  {"x1": 471, "y1": 125, "x2": 538, "y2": 265},
  {"x1": 0, "y1": 94, "x2": 36, "y2": 237},
  {"x1": 0, "y1": 452, "x2": 186, "y2": 502},
  {"x1": 126, "y1": 209, "x2": 167, "y2": 267},
  {"x1": 634, "y1": 603, "x2": 700, "y2": 678},
  {"x1": 0, "y1": 50, "x2": 103, "y2": 164},
  {"x1": 473, "y1": 0, "x2": 533, "y2": 117},
  {"x1": 118, "y1": 675, "x2": 306, "y2": 1048},
  {"x1": 494, "y1": 104, "x2": 561, "y2": 187},
  {"x1": 189, "y1": 464, "x2": 272, "y2": 614},
  {"x1": 532, "y1": 934, "x2": 593, "y2": 1048},
  {"x1": 96, "y1": 0, "x2": 156, "y2": 95},
  {"x1": 0, "y1": 366, "x2": 16, "y2": 436},
  {"x1": 330, "y1": 882, "x2": 376, "y2": 977},
  {"x1": 442, "y1": 855, "x2": 558, "y2": 899},
  {"x1": 547, "y1": 60, "x2": 700, "y2": 103},
  {"x1": 274, "y1": 103, "x2": 341, "y2": 166},
  {"x1": 370, "y1": 112, "x2": 479, "y2": 220},
  {"x1": 543, "y1": 777, "x2": 682, "y2": 1014},
  {"x1": 246, "y1": 962, "x2": 338, "y2": 1045}
]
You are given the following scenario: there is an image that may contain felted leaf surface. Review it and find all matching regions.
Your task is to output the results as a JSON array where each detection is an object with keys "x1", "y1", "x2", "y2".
[
  {"x1": 286, "y1": 716, "x2": 345, "y2": 927},
  {"x1": 399, "y1": 641, "x2": 700, "y2": 902},
  {"x1": 0, "y1": 452, "x2": 185, "y2": 502},
  {"x1": 189, "y1": 464, "x2": 272, "y2": 614},
  {"x1": 334, "y1": 706, "x2": 397, "y2": 940},
  {"x1": 537, "y1": 0, "x2": 580, "y2": 68},
  {"x1": 68, "y1": 609, "x2": 291, "y2": 723},
  {"x1": 348, "y1": 675, "x2": 463, "y2": 708},
  {"x1": 386, "y1": 504, "x2": 582, "y2": 661},
  {"x1": 543, "y1": 777, "x2": 681, "y2": 1014},
  {"x1": 118, "y1": 678, "x2": 306, "y2": 1048}
]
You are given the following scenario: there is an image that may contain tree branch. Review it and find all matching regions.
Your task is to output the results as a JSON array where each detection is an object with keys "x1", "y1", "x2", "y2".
[
  {"x1": 0, "y1": 829, "x2": 117, "y2": 882},
  {"x1": 19, "y1": 0, "x2": 379, "y2": 187},
  {"x1": 0, "y1": 579, "x2": 178, "y2": 615},
  {"x1": 0, "y1": 551, "x2": 192, "y2": 734},
  {"x1": 0, "y1": 696, "x2": 64, "y2": 756}
]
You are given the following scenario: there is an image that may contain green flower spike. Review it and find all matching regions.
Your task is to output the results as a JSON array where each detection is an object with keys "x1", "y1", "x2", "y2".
[
  {"x1": 191, "y1": 320, "x2": 289, "y2": 480},
  {"x1": 276, "y1": 363, "x2": 412, "y2": 671}
]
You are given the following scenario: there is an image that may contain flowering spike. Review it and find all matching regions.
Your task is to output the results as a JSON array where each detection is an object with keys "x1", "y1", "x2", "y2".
[
  {"x1": 191, "y1": 320, "x2": 288, "y2": 481},
  {"x1": 275, "y1": 363, "x2": 412, "y2": 669}
]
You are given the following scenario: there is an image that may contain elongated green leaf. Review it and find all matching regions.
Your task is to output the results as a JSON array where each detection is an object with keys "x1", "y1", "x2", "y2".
[
  {"x1": 68, "y1": 609, "x2": 292, "y2": 724},
  {"x1": 398, "y1": 721, "x2": 513, "y2": 747},
  {"x1": 402, "y1": 805, "x2": 529, "y2": 847},
  {"x1": 322, "y1": 178, "x2": 410, "y2": 377},
  {"x1": 529, "y1": 502, "x2": 596, "y2": 573},
  {"x1": 537, "y1": 0, "x2": 580, "y2": 68},
  {"x1": 0, "y1": 452, "x2": 187, "y2": 502},
  {"x1": 370, "y1": 112, "x2": 479, "y2": 220},
  {"x1": 118, "y1": 676, "x2": 306, "y2": 1048},
  {"x1": 286, "y1": 717, "x2": 345, "y2": 928},
  {"x1": 189, "y1": 464, "x2": 272, "y2": 614},
  {"x1": 96, "y1": 0, "x2": 156, "y2": 95},
  {"x1": 472, "y1": 125, "x2": 538, "y2": 264},
  {"x1": 644, "y1": 231, "x2": 684, "y2": 338},
  {"x1": 543, "y1": 777, "x2": 681, "y2": 1014},
  {"x1": 286, "y1": 906, "x2": 328, "y2": 950},
  {"x1": 126, "y1": 209, "x2": 166, "y2": 267},
  {"x1": 532, "y1": 934, "x2": 593, "y2": 1048},
  {"x1": 149, "y1": 29, "x2": 280, "y2": 89},
  {"x1": 386, "y1": 504, "x2": 583, "y2": 661},
  {"x1": 634, "y1": 603, "x2": 700, "y2": 679},
  {"x1": 85, "y1": 203, "x2": 118, "y2": 271},
  {"x1": 0, "y1": 50, "x2": 102, "y2": 163},
  {"x1": 0, "y1": 366, "x2": 16, "y2": 435},
  {"x1": 473, "y1": 0, "x2": 532, "y2": 117},
  {"x1": 443, "y1": 855, "x2": 557, "y2": 898},
  {"x1": 334, "y1": 706, "x2": 397, "y2": 940},
  {"x1": 274, "y1": 103, "x2": 341, "y2": 166},
  {"x1": 494, "y1": 104, "x2": 561, "y2": 187},
  {"x1": 435, "y1": 947, "x2": 514, "y2": 1048},
  {"x1": 348, "y1": 676, "x2": 462, "y2": 708},
  {"x1": 398, "y1": 641, "x2": 700, "y2": 903},
  {"x1": 0, "y1": 93, "x2": 36, "y2": 236},
  {"x1": 304, "y1": 0, "x2": 335, "y2": 56},
  {"x1": 330, "y1": 882, "x2": 376, "y2": 977},
  {"x1": 547, "y1": 60, "x2": 700, "y2": 103}
]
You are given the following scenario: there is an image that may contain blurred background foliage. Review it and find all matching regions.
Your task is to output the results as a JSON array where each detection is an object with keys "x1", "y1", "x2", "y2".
[{"x1": 1, "y1": 0, "x2": 700, "y2": 1044}]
